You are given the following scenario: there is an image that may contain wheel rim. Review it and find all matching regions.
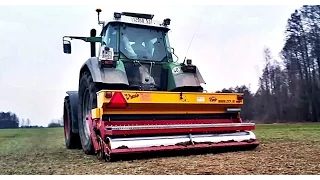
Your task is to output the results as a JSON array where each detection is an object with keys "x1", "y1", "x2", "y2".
[{"x1": 82, "y1": 89, "x2": 92, "y2": 141}]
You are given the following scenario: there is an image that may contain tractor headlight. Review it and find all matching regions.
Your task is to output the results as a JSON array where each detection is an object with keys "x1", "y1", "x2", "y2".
[{"x1": 163, "y1": 18, "x2": 171, "y2": 26}]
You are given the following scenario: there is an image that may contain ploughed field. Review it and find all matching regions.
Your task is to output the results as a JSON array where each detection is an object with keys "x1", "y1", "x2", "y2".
[{"x1": 0, "y1": 123, "x2": 319, "y2": 175}]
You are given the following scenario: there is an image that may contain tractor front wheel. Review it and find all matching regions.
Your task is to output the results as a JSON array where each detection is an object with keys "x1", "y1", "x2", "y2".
[
  {"x1": 63, "y1": 96, "x2": 81, "y2": 149},
  {"x1": 78, "y1": 71, "x2": 100, "y2": 155}
]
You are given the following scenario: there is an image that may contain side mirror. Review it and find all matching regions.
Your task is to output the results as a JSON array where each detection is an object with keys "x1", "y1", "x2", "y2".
[
  {"x1": 170, "y1": 47, "x2": 175, "y2": 54},
  {"x1": 63, "y1": 40, "x2": 71, "y2": 54},
  {"x1": 169, "y1": 47, "x2": 179, "y2": 62}
]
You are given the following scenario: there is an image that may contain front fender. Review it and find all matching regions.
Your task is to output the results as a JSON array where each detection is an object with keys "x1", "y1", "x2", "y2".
[
  {"x1": 173, "y1": 67, "x2": 206, "y2": 87},
  {"x1": 80, "y1": 57, "x2": 129, "y2": 85},
  {"x1": 66, "y1": 91, "x2": 79, "y2": 134}
]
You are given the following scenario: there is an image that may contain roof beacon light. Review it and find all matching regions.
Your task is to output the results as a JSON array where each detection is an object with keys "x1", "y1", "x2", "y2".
[{"x1": 96, "y1": 8, "x2": 105, "y2": 26}]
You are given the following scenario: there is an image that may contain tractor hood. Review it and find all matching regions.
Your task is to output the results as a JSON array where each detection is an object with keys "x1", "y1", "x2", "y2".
[{"x1": 122, "y1": 60, "x2": 205, "y2": 92}]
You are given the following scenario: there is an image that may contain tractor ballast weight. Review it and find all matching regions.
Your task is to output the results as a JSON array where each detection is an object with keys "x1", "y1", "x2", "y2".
[{"x1": 62, "y1": 9, "x2": 259, "y2": 161}]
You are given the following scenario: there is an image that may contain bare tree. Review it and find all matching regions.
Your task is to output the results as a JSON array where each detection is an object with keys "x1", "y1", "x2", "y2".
[
  {"x1": 26, "y1": 118, "x2": 31, "y2": 127},
  {"x1": 20, "y1": 118, "x2": 25, "y2": 127}
]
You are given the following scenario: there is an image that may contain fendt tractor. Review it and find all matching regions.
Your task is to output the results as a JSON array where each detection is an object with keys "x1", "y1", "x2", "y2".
[{"x1": 62, "y1": 8, "x2": 259, "y2": 162}]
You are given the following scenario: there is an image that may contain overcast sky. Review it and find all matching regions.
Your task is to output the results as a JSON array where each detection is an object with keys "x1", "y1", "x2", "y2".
[{"x1": 0, "y1": 5, "x2": 302, "y2": 126}]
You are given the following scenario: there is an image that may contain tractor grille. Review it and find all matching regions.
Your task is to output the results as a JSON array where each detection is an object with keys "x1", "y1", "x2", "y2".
[{"x1": 123, "y1": 61, "x2": 168, "y2": 91}]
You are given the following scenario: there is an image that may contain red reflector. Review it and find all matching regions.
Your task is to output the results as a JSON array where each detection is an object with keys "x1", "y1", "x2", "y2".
[
  {"x1": 237, "y1": 95, "x2": 244, "y2": 100},
  {"x1": 105, "y1": 92, "x2": 112, "y2": 98},
  {"x1": 103, "y1": 60, "x2": 113, "y2": 64},
  {"x1": 187, "y1": 66, "x2": 194, "y2": 69},
  {"x1": 107, "y1": 92, "x2": 128, "y2": 108}
]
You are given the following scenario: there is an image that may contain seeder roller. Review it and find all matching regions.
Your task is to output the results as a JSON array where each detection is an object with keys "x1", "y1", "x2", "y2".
[{"x1": 87, "y1": 90, "x2": 259, "y2": 161}]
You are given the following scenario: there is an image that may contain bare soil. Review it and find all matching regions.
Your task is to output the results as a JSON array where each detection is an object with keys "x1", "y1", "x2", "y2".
[{"x1": 0, "y1": 124, "x2": 320, "y2": 175}]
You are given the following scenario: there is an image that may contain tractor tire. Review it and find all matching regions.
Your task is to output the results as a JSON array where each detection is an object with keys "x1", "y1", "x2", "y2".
[
  {"x1": 63, "y1": 96, "x2": 81, "y2": 149},
  {"x1": 78, "y1": 71, "x2": 100, "y2": 155}
]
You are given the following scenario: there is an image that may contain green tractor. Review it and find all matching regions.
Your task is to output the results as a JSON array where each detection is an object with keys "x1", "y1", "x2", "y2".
[{"x1": 62, "y1": 9, "x2": 208, "y2": 155}]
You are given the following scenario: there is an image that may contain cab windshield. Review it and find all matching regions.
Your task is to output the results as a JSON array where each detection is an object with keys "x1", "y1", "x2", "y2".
[{"x1": 119, "y1": 24, "x2": 168, "y2": 61}]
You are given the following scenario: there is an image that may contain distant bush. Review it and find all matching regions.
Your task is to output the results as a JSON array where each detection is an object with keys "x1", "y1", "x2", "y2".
[{"x1": 48, "y1": 123, "x2": 63, "y2": 128}]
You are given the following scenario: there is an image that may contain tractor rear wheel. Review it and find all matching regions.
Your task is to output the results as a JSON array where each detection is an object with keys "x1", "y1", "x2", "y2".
[
  {"x1": 63, "y1": 96, "x2": 81, "y2": 149},
  {"x1": 78, "y1": 71, "x2": 100, "y2": 155}
]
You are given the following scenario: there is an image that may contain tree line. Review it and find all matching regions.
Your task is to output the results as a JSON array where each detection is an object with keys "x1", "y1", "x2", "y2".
[
  {"x1": 0, "y1": 111, "x2": 62, "y2": 129},
  {"x1": 0, "y1": 111, "x2": 36, "y2": 129},
  {"x1": 221, "y1": 5, "x2": 320, "y2": 123},
  {"x1": 0, "y1": 112, "x2": 20, "y2": 129}
]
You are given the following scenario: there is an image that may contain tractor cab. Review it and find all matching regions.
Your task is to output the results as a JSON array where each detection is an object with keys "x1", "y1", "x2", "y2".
[
  {"x1": 62, "y1": 9, "x2": 205, "y2": 92},
  {"x1": 98, "y1": 11, "x2": 172, "y2": 62},
  {"x1": 97, "y1": 11, "x2": 174, "y2": 91}
]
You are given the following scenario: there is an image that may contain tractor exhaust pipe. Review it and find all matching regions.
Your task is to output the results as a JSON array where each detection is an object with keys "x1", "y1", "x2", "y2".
[{"x1": 90, "y1": 29, "x2": 96, "y2": 57}]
